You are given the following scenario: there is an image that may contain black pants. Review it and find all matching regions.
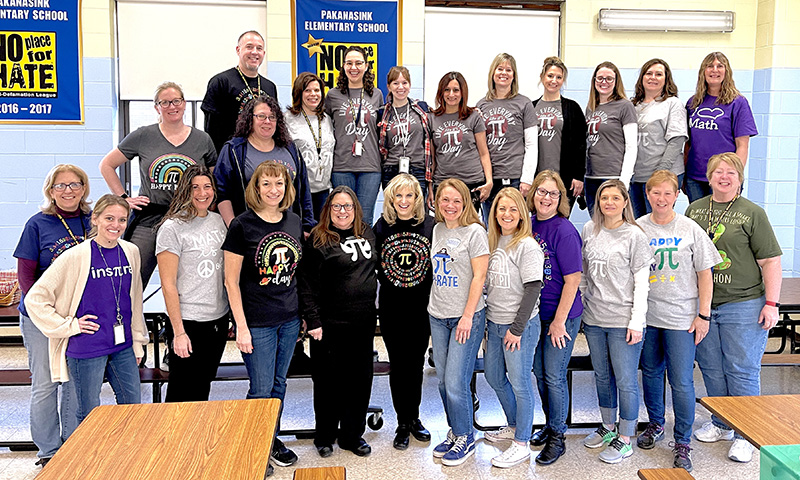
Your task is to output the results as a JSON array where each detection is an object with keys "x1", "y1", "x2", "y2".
[
  {"x1": 165, "y1": 314, "x2": 229, "y2": 402},
  {"x1": 380, "y1": 302, "x2": 430, "y2": 424},
  {"x1": 310, "y1": 317, "x2": 376, "y2": 447}
]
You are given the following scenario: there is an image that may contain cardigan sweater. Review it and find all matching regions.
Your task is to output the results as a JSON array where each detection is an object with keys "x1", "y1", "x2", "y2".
[
  {"x1": 532, "y1": 96, "x2": 587, "y2": 187},
  {"x1": 24, "y1": 239, "x2": 147, "y2": 382}
]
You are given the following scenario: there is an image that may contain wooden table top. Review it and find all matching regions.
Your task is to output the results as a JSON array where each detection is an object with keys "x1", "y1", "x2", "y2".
[
  {"x1": 637, "y1": 468, "x2": 695, "y2": 480},
  {"x1": 698, "y1": 395, "x2": 800, "y2": 448},
  {"x1": 37, "y1": 398, "x2": 280, "y2": 480}
]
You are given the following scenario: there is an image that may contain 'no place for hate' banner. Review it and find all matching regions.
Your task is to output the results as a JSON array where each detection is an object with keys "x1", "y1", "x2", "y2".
[{"x1": 0, "y1": 0, "x2": 83, "y2": 124}]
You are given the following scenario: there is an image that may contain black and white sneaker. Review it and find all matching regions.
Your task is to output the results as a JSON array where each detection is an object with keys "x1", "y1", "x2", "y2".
[{"x1": 271, "y1": 438, "x2": 298, "y2": 467}]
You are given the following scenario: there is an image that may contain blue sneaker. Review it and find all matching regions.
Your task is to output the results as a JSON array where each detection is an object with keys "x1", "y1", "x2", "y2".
[
  {"x1": 432, "y1": 429, "x2": 456, "y2": 458},
  {"x1": 441, "y1": 433, "x2": 475, "y2": 466}
]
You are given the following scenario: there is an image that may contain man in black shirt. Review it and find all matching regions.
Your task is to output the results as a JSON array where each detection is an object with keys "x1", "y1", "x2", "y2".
[{"x1": 201, "y1": 31, "x2": 279, "y2": 153}]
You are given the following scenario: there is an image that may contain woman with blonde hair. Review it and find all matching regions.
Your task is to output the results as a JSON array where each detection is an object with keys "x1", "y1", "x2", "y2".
[
  {"x1": 482, "y1": 187, "x2": 543, "y2": 468},
  {"x1": 580, "y1": 179, "x2": 652, "y2": 464},
  {"x1": 222, "y1": 160, "x2": 303, "y2": 469},
  {"x1": 584, "y1": 62, "x2": 638, "y2": 214},
  {"x1": 428, "y1": 178, "x2": 489, "y2": 467},
  {"x1": 14, "y1": 164, "x2": 92, "y2": 466},
  {"x1": 477, "y1": 54, "x2": 538, "y2": 214},
  {"x1": 684, "y1": 52, "x2": 757, "y2": 202},
  {"x1": 528, "y1": 170, "x2": 583, "y2": 465},
  {"x1": 373, "y1": 173, "x2": 434, "y2": 450}
]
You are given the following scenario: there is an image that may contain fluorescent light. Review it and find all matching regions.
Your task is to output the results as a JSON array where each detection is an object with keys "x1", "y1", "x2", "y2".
[{"x1": 598, "y1": 9, "x2": 735, "y2": 33}]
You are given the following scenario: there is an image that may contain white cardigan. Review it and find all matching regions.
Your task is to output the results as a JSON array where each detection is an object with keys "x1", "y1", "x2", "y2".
[{"x1": 24, "y1": 239, "x2": 148, "y2": 382}]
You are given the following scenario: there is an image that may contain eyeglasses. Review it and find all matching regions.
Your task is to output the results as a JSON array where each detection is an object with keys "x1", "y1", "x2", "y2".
[
  {"x1": 344, "y1": 61, "x2": 365, "y2": 68},
  {"x1": 535, "y1": 187, "x2": 561, "y2": 199},
  {"x1": 331, "y1": 203, "x2": 354, "y2": 212},
  {"x1": 156, "y1": 98, "x2": 185, "y2": 108},
  {"x1": 595, "y1": 76, "x2": 616, "y2": 84},
  {"x1": 52, "y1": 182, "x2": 84, "y2": 192},
  {"x1": 253, "y1": 113, "x2": 277, "y2": 122}
]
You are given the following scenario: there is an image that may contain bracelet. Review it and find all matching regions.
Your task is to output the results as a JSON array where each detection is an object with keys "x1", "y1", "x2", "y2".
[
  {"x1": 765, "y1": 300, "x2": 781, "y2": 308},
  {"x1": 698, "y1": 313, "x2": 711, "y2": 321}
]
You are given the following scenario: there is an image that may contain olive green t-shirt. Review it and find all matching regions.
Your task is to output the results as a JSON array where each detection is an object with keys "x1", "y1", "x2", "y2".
[{"x1": 685, "y1": 196, "x2": 782, "y2": 308}]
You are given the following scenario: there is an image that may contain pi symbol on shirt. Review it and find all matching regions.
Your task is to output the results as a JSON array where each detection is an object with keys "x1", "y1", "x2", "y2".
[
  {"x1": 589, "y1": 259, "x2": 608, "y2": 278},
  {"x1": 341, "y1": 237, "x2": 372, "y2": 261}
]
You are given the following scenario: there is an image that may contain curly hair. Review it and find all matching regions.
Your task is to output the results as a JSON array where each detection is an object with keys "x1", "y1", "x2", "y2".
[
  {"x1": 233, "y1": 95, "x2": 292, "y2": 148},
  {"x1": 632, "y1": 58, "x2": 678, "y2": 105},
  {"x1": 158, "y1": 165, "x2": 216, "y2": 228},
  {"x1": 335, "y1": 46, "x2": 375, "y2": 96}
]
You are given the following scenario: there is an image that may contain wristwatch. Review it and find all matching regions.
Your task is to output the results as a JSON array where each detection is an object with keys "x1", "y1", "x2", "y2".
[{"x1": 120, "y1": 193, "x2": 129, "y2": 199}]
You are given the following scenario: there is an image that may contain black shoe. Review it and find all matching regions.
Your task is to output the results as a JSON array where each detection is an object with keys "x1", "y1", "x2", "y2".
[
  {"x1": 409, "y1": 419, "x2": 431, "y2": 442},
  {"x1": 266, "y1": 464, "x2": 274, "y2": 477},
  {"x1": 394, "y1": 425, "x2": 410, "y2": 450},
  {"x1": 340, "y1": 438, "x2": 371, "y2": 457},
  {"x1": 316, "y1": 444, "x2": 333, "y2": 458},
  {"x1": 535, "y1": 432, "x2": 565, "y2": 465},
  {"x1": 271, "y1": 438, "x2": 298, "y2": 467},
  {"x1": 35, "y1": 457, "x2": 51, "y2": 468},
  {"x1": 531, "y1": 427, "x2": 551, "y2": 446}
]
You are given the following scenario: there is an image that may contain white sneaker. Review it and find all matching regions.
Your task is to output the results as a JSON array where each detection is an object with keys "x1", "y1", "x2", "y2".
[
  {"x1": 491, "y1": 442, "x2": 530, "y2": 468},
  {"x1": 484, "y1": 426, "x2": 516, "y2": 443},
  {"x1": 694, "y1": 421, "x2": 734, "y2": 443},
  {"x1": 728, "y1": 439, "x2": 754, "y2": 463}
]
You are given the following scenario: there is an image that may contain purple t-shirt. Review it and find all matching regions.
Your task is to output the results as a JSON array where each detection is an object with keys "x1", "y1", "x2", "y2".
[
  {"x1": 531, "y1": 215, "x2": 583, "y2": 322},
  {"x1": 67, "y1": 242, "x2": 134, "y2": 359},
  {"x1": 686, "y1": 95, "x2": 757, "y2": 181}
]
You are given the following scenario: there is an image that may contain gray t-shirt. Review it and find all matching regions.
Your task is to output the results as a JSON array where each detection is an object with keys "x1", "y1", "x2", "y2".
[
  {"x1": 384, "y1": 103, "x2": 426, "y2": 168},
  {"x1": 431, "y1": 110, "x2": 487, "y2": 185},
  {"x1": 639, "y1": 213, "x2": 722, "y2": 330},
  {"x1": 285, "y1": 111, "x2": 335, "y2": 193},
  {"x1": 585, "y1": 99, "x2": 637, "y2": 178},
  {"x1": 581, "y1": 221, "x2": 653, "y2": 328},
  {"x1": 155, "y1": 213, "x2": 229, "y2": 321},
  {"x1": 428, "y1": 222, "x2": 490, "y2": 319},
  {"x1": 325, "y1": 87, "x2": 384, "y2": 173},
  {"x1": 245, "y1": 144, "x2": 297, "y2": 181},
  {"x1": 534, "y1": 99, "x2": 563, "y2": 174},
  {"x1": 476, "y1": 95, "x2": 537, "y2": 178},
  {"x1": 486, "y1": 235, "x2": 544, "y2": 325},
  {"x1": 633, "y1": 96, "x2": 687, "y2": 182},
  {"x1": 118, "y1": 124, "x2": 217, "y2": 206}
]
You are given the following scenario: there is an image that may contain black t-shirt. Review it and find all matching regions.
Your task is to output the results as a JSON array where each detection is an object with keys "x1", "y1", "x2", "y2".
[
  {"x1": 201, "y1": 67, "x2": 279, "y2": 153},
  {"x1": 373, "y1": 216, "x2": 434, "y2": 307},
  {"x1": 221, "y1": 210, "x2": 302, "y2": 327}
]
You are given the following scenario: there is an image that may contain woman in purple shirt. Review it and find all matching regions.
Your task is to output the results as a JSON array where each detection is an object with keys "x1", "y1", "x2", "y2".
[{"x1": 528, "y1": 170, "x2": 583, "y2": 466}]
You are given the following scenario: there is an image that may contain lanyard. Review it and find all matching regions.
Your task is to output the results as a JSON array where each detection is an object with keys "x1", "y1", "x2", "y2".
[
  {"x1": 236, "y1": 67, "x2": 261, "y2": 101},
  {"x1": 347, "y1": 88, "x2": 365, "y2": 137},
  {"x1": 707, "y1": 194, "x2": 739, "y2": 240},
  {"x1": 301, "y1": 110, "x2": 322, "y2": 154},
  {"x1": 56, "y1": 212, "x2": 86, "y2": 244},
  {"x1": 391, "y1": 103, "x2": 411, "y2": 156},
  {"x1": 96, "y1": 242, "x2": 124, "y2": 324}
]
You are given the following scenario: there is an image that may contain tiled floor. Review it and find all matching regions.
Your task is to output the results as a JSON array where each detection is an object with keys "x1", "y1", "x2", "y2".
[{"x1": 1, "y1": 334, "x2": 798, "y2": 480}]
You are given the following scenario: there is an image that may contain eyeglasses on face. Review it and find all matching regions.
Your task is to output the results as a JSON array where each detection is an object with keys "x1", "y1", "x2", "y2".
[
  {"x1": 156, "y1": 98, "x2": 185, "y2": 108},
  {"x1": 253, "y1": 113, "x2": 277, "y2": 122},
  {"x1": 52, "y1": 182, "x2": 84, "y2": 191},
  {"x1": 331, "y1": 203, "x2": 354, "y2": 212},
  {"x1": 344, "y1": 61, "x2": 365, "y2": 68},
  {"x1": 595, "y1": 76, "x2": 615, "y2": 84},
  {"x1": 535, "y1": 187, "x2": 561, "y2": 199}
]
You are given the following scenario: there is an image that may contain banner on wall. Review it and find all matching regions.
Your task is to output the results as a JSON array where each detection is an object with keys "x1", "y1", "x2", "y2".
[
  {"x1": 292, "y1": 0, "x2": 400, "y2": 94},
  {"x1": 0, "y1": 0, "x2": 83, "y2": 124}
]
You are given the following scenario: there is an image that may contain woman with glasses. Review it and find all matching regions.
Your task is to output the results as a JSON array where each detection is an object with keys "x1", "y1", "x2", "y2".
[
  {"x1": 215, "y1": 95, "x2": 315, "y2": 232},
  {"x1": 684, "y1": 52, "x2": 757, "y2": 202},
  {"x1": 13, "y1": 165, "x2": 91, "y2": 467},
  {"x1": 629, "y1": 59, "x2": 688, "y2": 218},
  {"x1": 325, "y1": 46, "x2": 384, "y2": 225},
  {"x1": 528, "y1": 170, "x2": 583, "y2": 466},
  {"x1": 429, "y1": 72, "x2": 493, "y2": 215},
  {"x1": 99, "y1": 82, "x2": 217, "y2": 285},
  {"x1": 532, "y1": 57, "x2": 587, "y2": 210},
  {"x1": 299, "y1": 186, "x2": 378, "y2": 458},
  {"x1": 584, "y1": 62, "x2": 638, "y2": 214}
]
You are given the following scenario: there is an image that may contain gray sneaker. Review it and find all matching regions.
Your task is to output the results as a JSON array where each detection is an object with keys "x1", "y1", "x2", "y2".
[
  {"x1": 598, "y1": 437, "x2": 633, "y2": 464},
  {"x1": 636, "y1": 422, "x2": 664, "y2": 450},
  {"x1": 671, "y1": 442, "x2": 693, "y2": 472},
  {"x1": 584, "y1": 425, "x2": 617, "y2": 448}
]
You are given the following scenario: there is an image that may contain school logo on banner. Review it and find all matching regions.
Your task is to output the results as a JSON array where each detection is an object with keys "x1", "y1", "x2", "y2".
[{"x1": 292, "y1": 0, "x2": 399, "y2": 94}]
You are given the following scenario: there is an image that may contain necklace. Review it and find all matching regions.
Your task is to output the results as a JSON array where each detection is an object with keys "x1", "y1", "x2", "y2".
[
  {"x1": 56, "y1": 212, "x2": 86, "y2": 244},
  {"x1": 96, "y1": 241, "x2": 124, "y2": 324},
  {"x1": 236, "y1": 66, "x2": 261, "y2": 101},
  {"x1": 707, "y1": 194, "x2": 739, "y2": 241}
]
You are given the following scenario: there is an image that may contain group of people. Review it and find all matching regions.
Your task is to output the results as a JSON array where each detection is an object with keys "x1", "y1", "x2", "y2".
[{"x1": 13, "y1": 28, "x2": 779, "y2": 476}]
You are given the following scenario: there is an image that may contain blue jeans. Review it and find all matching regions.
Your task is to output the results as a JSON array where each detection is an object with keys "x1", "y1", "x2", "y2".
[
  {"x1": 533, "y1": 315, "x2": 582, "y2": 435},
  {"x1": 429, "y1": 309, "x2": 486, "y2": 437},
  {"x1": 21, "y1": 314, "x2": 77, "y2": 458},
  {"x1": 67, "y1": 347, "x2": 141, "y2": 424},
  {"x1": 583, "y1": 177, "x2": 612, "y2": 217},
  {"x1": 331, "y1": 171, "x2": 382, "y2": 225},
  {"x1": 583, "y1": 324, "x2": 644, "y2": 437},
  {"x1": 484, "y1": 316, "x2": 539, "y2": 443},
  {"x1": 311, "y1": 190, "x2": 330, "y2": 222},
  {"x1": 242, "y1": 318, "x2": 302, "y2": 402},
  {"x1": 641, "y1": 326, "x2": 696, "y2": 444},
  {"x1": 629, "y1": 174, "x2": 684, "y2": 219},
  {"x1": 683, "y1": 177, "x2": 711, "y2": 203},
  {"x1": 696, "y1": 296, "x2": 767, "y2": 438},
  {"x1": 381, "y1": 164, "x2": 428, "y2": 201}
]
